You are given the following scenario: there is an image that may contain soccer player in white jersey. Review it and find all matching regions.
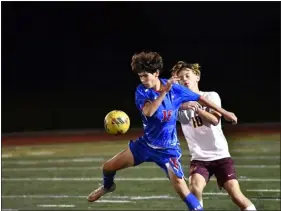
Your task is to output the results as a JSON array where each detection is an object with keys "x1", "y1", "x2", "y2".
[{"x1": 170, "y1": 61, "x2": 257, "y2": 211}]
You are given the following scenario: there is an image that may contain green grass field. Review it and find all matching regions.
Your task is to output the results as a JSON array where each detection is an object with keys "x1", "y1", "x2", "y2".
[{"x1": 2, "y1": 133, "x2": 280, "y2": 210}]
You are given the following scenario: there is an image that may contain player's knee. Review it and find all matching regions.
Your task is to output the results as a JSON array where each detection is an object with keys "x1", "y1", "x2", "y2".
[
  {"x1": 172, "y1": 177, "x2": 183, "y2": 190},
  {"x1": 189, "y1": 179, "x2": 204, "y2": 196},
  {"x1": 225, "y1": 180, "x2": 241, "y2": 197},
  {"x1": 101, "y1": 161, "x2": 111, "y2": 171},
  {"x1": 225, "y1": 181, "x2": 247, "y2": 206},
  {"x1": 225, "y1": 179, "x2": 237, "y2": 189},
  {"x1": 190, "y1": 183, "x2": 203, "y2": 197}
]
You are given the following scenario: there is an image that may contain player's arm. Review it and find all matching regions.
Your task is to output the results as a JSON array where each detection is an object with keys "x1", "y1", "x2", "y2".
[
  {"x1": 178, "y1": 84, "x2": 237, "y2": 124},
  {"x1": 179, "y1": 101, "x2": 220, "y2": 125},
  {"x1": 197, "y1": 96, "x2": 237, "y2": 123},
  {"x1": 142, "y1": 91, "x2": 167, "y2": 117},
  {"x1": 197, "y1": 92, "x2": 222, "y2": 126},
  {"x1": 142, "y1": 77, "x2": 178, "y2": 117},
  {"x1": 197, "y1": 108, "x2": 221, "y2": 126}
]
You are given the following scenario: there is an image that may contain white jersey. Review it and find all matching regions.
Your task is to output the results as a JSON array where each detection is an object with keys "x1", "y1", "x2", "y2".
[{"x1": 178, "y1": 91, "x2": 231, "y2": 161}]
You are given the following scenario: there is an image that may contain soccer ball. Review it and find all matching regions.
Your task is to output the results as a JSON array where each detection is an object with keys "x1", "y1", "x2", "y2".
[{"x1": 104, "y1": 110, "x2": 130, "y2": 135}]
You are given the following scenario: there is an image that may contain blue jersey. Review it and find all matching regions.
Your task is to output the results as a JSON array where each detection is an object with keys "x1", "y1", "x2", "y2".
[{"x1": 135, "y1": 78, "x2": 201, "y2": 149}]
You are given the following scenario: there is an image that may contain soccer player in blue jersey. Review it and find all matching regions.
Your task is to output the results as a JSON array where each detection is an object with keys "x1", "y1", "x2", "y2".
[{"x1": 87, "y1": 51, "x2": 237, "y2": 211}]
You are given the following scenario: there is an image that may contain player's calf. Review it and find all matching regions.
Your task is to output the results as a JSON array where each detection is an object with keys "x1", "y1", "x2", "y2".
[
  {"x1": 224, "y1": 179, "x2": 256, "y2": 210},
  {"x1": 168, "y1": 171, "x2": 203, "y2": 210},
  {"x1": 189, "y1": 174, "x2": 207, "y2": 207}
]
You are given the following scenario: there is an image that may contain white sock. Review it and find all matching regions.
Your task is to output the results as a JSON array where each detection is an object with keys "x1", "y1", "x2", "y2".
[
  {"x1": 244, "y1": 204, "x2": 257, "y2": 210},
  {"x1": 199, "y1": 200, "x2": 203, "y2": 207}
]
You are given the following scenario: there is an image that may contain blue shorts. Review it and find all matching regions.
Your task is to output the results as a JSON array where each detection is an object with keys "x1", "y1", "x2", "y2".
[{"x1": 129, "y1": 139, "x2": 184, "y2": 179}]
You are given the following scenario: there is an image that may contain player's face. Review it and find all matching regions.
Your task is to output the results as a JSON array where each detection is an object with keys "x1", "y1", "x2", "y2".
[
  {"x1": 177, "y1": 69, "x2": 199, "y2": 90},
  {"x1": 138, "y1": 71, "x2": 159, "y2": 88}
]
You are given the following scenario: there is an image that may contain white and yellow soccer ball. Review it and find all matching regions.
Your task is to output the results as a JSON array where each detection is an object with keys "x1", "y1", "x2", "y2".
[{"x1": 104, "y1": 110, "x2": 130, "y2": 135}]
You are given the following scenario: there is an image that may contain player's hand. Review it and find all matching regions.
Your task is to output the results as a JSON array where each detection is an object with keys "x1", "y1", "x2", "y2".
[
  {"x1": 180, "y1": 101, "x2": 202, "y2": 111},
  {"x1": 223, "y1": 111, "x2": 238, "y2": 124},
  {"x1": 163, "y1": 76, "x2": 180, "y2": 92}
]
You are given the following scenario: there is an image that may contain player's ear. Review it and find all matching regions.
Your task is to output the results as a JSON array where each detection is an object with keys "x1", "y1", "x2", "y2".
[
  {"x1": 154, "y1": 70, "x2": 160, "y2": 77},
  {"x1": 196, "y1": 75, "x2": 200, "y2": 82}
]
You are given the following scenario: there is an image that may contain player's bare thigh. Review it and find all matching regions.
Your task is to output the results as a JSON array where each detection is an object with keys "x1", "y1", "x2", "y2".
[
  {"x1": 102, "y1": 148, "x2": 135, "y2": 171},
  {"x1": 189, "y1": 160, "x2": 209, "y2": 196}
]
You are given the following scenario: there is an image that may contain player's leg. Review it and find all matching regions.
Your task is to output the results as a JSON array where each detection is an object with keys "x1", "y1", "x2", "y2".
[
  {"x1": 188, "y1": 160, "x2": 210, "y2": 207},
  {"x1": 224, "y1": 179, "x2": 256, "y2": 210},
  {"x1": 87, "y1": 140, "x2": 147, "y2": 202},
  {"x1": 155, "y1": 153, "x2": 203, "y2": 211},
  {"x1": 188, "y1": 174, "x2": 206, "y2": 207},
  {"x1": 87, "y1": 147, "x2": 134, "y2": 202},
  {"x1": 167, "y1": 164, "x2": 203, "y2": 211},
  {"x1": 215, "y1": 158, "x2": 256, "y2": 210}
]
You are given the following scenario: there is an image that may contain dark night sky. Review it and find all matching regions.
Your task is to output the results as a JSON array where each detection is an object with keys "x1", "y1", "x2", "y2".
[{"x1": 1, "y1": 1, "x2": 280, "y2": 133}]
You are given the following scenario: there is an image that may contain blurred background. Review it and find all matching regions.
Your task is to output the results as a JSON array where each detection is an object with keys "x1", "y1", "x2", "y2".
[{"x1": 1, "y1": 1, "x2": 280, "y2": 133}]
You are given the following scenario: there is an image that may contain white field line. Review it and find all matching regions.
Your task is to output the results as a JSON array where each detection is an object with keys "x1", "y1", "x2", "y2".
[
  {"x1": 1, "y1": 154, "x2": 13, "y2": 158},
  {"x1": 2, "y1": 155, "x2": 280, "y2": 165},
  {"x1": 2, "y1": 177, "x2": 280, "y2": 182},
  {"x1": 37, "y1": 204, "x2": 75, "y2": 208},
  {"x1": 246, "y1": 189, "x2": 280, "y2": 192},
  {"x1": 1, "y1": 209, "x2": 18, "y2": 211},
  {"x1": 2, "y1": 194, "x2": 280, "y2": 202},
  {"x1": 202, "y1": 197, "x2": 280, "y2": 201},
  {"x1": 2, "y1": 164, "x2": 280, "y2": 172},
  {"x1": 1, "y1": 157, "x2": 104, "y2": 165},
  {"x1": 1, "y1": 195, "x2": 175, "y2": 200},
  {"x1": 28, "y1": 151, "x2": 54, "y2": 156},
  {"x1": 95, "y1": 200, "x2": 133, "y2": 203}
]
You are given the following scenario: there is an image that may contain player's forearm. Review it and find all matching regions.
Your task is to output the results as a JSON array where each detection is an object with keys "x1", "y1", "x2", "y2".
[
  {"x1": 197, "y1": 109, "x2": 220, "y2": 126},
  {"x1": 198, "y1": 96, "x2": 227, "y2": 116},
  {"x1": 142, "y1": 91, "x2": 167, "y2": 117}
]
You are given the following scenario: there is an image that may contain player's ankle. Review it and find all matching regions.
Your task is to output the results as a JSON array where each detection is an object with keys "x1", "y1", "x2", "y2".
[
  {"x1": 103, "y1": 170, "x2": 116, "y2": 189},
  {"x1": 184, "y1": 193, "x2": 203, "y2": 210},
  {"x1": 244, "y1": 204, "x2": 256, "y2": 211}
]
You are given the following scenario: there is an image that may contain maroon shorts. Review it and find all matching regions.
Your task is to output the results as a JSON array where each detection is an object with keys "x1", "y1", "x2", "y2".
[{"x1": 189, "y1": 157, "x2": 237, "y2": 189}]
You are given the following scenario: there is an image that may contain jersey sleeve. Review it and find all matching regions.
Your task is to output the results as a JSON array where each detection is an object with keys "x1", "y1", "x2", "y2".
[
  {"x1": 135, "y1": 87, "x2": 150, "y2": 111},
  {"x1": 207, "y1": 92, "x2": 221, "y2": 112},
  {"x1": 174, "y1": 83, "x2": 201, "y2": 104}
]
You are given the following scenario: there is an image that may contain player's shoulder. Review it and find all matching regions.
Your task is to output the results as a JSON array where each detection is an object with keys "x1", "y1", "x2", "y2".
[
  {"x1": 167, "y1": 79, "x2": 182, "y2": 89},
  {"x1": 200, "y1": 91, "x2": 221, "y2": 99},
  {"x1": 136, "y1": 83, "x2": 144, "y2": 91},
  {"x1": 135, "y1": 84, "x2": 150, "y2": 97}
]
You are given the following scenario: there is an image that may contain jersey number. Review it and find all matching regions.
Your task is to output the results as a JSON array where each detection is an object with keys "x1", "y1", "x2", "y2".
[
  {"x1": 191, "y1": 116, "x2": 203, "y2": 128},
  {"x1": 162, "y1": 110, "x2": 172, "y2": 122}
]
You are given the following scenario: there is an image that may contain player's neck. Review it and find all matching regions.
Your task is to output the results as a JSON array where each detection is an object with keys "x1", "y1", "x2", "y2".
[
  {"x1": 153, "y1": 79, "x2": 162, "y2": 91},
  {"x1": 191, "y1": 86, "x2": 200, "y2": 94}
]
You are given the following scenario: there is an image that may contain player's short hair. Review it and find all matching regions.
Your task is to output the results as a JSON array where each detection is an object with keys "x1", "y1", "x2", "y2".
[
  {"x1": 131, "y1": 51, "x2": 163, "y2": 74},
  {"x1": 170, "y1": 61, "x2": 201, "y2": 76}
]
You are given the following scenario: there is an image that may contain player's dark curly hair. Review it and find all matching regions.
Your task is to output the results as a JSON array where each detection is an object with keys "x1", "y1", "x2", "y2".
[
  {"x1": 170, "y1": 61, "x2": 201, "y2": 76},
  {"x1": 131, "y1": 51, "x2": 163, "y2": 74}
]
